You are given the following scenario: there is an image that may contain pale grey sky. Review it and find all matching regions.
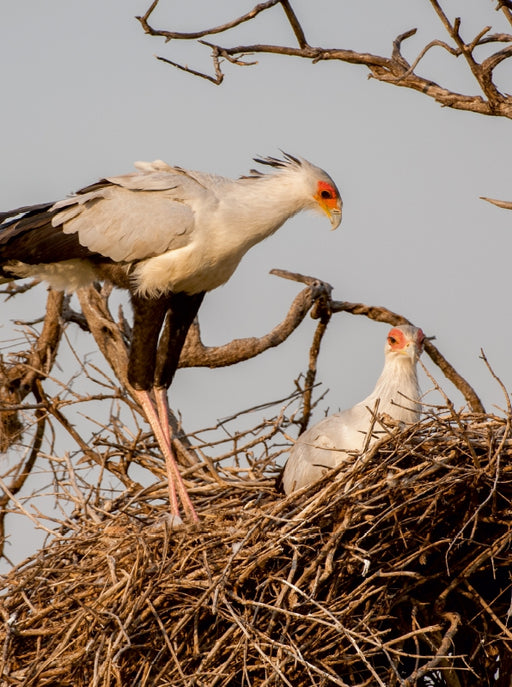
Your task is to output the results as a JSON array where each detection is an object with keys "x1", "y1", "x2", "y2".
[{"x1": 1, "y1": 1, "x2": 510, "y2": 566}]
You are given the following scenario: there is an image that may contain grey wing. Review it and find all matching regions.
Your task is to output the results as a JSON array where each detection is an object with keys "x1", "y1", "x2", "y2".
[
  {"x1": 51, "y1": 167, "x2": 206, "y2": 263},
  {"x1": 281, "y1": 415, "x2": 349, "y2": 494}
]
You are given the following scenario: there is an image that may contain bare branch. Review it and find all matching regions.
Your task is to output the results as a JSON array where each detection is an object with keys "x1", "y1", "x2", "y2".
[
  {"x1": 480, "y1": 349, "x2": 512, "y2": 416},
  {"x1": 481, "y1": 195, "x2": 512, "y2": 210},
  {"x1": 76, "y1": 285, "x2": 131, "y2": 391},
  {"x1": 402, "y1": 613, "x2": 461, "y2": 687},
  {"x1": 179, "y1": 273, "x2": 333, "y2": 369},
  {"x1": 428, "y1": 0, "x2": 507, "y2": 108},
  {"x1": 498, "y1": 2, "x2": 512, "y2": 28},
  {"x1": 156, "y1": 54, "x2": 224, "y2": 85},
  {"x1": 0, "y1": 381, "x2": 46, "y2": 558},
  {"x1": 137, "y1": 1, "x2": 512, "y2": 118},
  {"x1": 136, "y1": 0, "x2": 281, "y2": 42},
  {"x1": 280, "y1": 0, "x2": 308, "y2": 49},
  {"x1": 295, "y1": 287, "x2": 332, "y2": 435}
]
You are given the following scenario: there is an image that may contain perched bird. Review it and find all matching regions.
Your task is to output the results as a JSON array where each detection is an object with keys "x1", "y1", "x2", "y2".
[
  {"x1": 280, "y1": 325, "x2": 424, "y2": 495},
  {"x1": 0, "y1": 153, "x2": 342, "y2": 521}
]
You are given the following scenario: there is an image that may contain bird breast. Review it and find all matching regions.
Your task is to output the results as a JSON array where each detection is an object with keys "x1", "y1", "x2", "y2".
[
  {"x1": 132, "y1": 240, "x2": 246, "y2": 296},
  {"x1": 131, "y1": 184, "x2": 296, "y2": 296}
]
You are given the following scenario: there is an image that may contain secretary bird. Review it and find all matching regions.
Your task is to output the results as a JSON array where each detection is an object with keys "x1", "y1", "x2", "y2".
[
  {"x1": 280, "y1": 325, "x2": 424, "y2": 495},
  {"x1": 0, "y1": 153, "x2": 342, "y2": 522}
]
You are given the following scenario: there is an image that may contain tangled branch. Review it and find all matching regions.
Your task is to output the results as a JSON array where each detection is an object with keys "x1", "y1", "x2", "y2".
[
  {"x1": 137, "y1": 0, "x2": 512, "y2": 118},
  {"x1": 0, "y1": 269, "x2": 486, "y2": 563},
  {"x1": 1, "y1": 406, "x2": 512, "y2": 685}
]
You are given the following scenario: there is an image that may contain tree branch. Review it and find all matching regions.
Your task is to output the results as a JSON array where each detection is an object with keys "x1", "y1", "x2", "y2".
[
  {"x1": 402, "y1": 613, "x2": 461, "y2": 687},
  {"x1": 136, "y1": 0, "x2": 281, "y2": 42},
  {"x1": 137, "y1": 1, "x2": 512, "y2": 119},
  {"x1": 179, "y1": 275, "x2": 332, "y2": 368},
  {"x1": 481, "y1": 195, "x2": 512, "y2": 210},
  {"x1": 296, "y1": 288, "x2": 332, "y2": 434},
  {"x1": 0, "y1": 380, "x2": 46, "y2": 559}
]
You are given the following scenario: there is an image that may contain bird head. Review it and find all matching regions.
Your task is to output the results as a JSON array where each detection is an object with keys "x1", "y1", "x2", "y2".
[
  {"x1": 249, "y1": 153, "x2": 342, "y2": 229},
  {"x1": 385, "y1": 325, "x2": 425, "y2": 362},
  {"x1": 313, "y1": 179, "x2": 343, "y2": 229}
]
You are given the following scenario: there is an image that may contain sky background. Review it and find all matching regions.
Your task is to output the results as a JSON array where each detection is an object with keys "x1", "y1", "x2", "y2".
[{"x1": 0, "y1": 1, "x2": 510, "y2": 568}]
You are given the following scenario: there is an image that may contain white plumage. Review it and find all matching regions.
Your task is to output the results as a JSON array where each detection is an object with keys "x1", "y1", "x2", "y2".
[
  {"x1": 1, "y1": 154, "x2": 342, "y2": 297},
  {"x1": 0, "y1": 153, "x2": 342, "y2": 521},
  {"x1": 281, "y1": 325, "x2": 424, "y2": 495}
]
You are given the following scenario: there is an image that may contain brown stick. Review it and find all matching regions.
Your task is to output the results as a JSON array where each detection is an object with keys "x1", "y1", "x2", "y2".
[{"x1": 179, "y1": 277, "x2": 332, "y2": 369}]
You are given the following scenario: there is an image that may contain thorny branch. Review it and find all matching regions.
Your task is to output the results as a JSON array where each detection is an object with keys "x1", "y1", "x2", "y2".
[{"x1": 136, "y1": 0, "x2": 512, "y2": 118}]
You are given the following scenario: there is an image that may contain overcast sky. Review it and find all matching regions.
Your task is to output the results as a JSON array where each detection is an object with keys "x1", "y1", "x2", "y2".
[{"x1": 1, "y1": 1, "x2": 510, "y2": 567}]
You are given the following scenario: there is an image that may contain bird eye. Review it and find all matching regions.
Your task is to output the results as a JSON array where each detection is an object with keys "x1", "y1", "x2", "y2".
[
  {"x1": 320, "y1": 190, "x2": 332, "y2": 199},
  {"x1": 388, "y1": 336, "x2": 397, "y2": 345}
]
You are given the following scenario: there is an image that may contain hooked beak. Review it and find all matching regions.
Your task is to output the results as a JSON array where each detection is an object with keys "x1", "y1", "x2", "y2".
[
  {"x1": 317, "y1": 197, "x2": 342, "y2": 230},
  {"x1": 328, "y1": 207, "x2": 342, "y2": 230},
  {"x1": 314, "y1": 187, "x2": 343, "y2": 230}
]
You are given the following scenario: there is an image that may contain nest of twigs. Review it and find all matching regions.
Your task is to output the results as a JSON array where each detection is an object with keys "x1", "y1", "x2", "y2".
[{"x1": 1, "y1": 408, "x2": 512, "y2": 687}]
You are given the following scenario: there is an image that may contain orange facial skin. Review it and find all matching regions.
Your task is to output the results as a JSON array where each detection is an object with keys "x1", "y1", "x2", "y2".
[{"x1": 314, "y1": 180, "x2": 342, "y2": 228}]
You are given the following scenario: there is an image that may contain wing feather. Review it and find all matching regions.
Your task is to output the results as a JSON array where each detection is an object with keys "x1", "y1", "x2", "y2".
[
  {"x1": 54, "y1": 188, "x2": 195, "y2": 262},
  {"x1": 281, "y1": 409, "x2": 369, "y2": 493},
  {"x1": 0, "y1": 204, "x2": 99, "y2": 265},
  {"x1": 49, "y1": 167, "x2": 206, "y2": 262},
  {"x1": 1, "y1": 162, "x2": 211, "y2": 268}
]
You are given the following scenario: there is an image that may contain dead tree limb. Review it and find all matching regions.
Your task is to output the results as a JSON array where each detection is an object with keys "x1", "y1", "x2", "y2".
[
  {"x1": 481, "y1": 196, "x2": 512, "y2": 210},
  {"x1": 136, "y1": 0, "x2": 512, "y2": 119},
  {"x1": 76, "y1": 284, "x2": 131, "y2": 392},
  {"x1": 179, "y1": 276, "x2": 333, "y2": 368},
  {"x1": 0, "y1": 382, "x2": 46, "y2": 560},
  {"x1": 296, "y1": 287, "x2": 333, "y2": 434},
  {"x1": 1, "y1": 272, "x2": 485, "y2": 465}
]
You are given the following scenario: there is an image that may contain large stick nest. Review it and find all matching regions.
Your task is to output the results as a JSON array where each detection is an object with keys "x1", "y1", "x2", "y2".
[{"x1": 1, "y1": 408, "x2": 511, "y2": 686}]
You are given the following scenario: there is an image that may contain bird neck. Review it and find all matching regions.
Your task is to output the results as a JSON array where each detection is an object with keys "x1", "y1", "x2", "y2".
[
  {"x1": 362, "y1": 355, "x2": 421, "y2": 424},
  {"x1": 222, "y1": 173, "x2": 312, "y2": 245}
]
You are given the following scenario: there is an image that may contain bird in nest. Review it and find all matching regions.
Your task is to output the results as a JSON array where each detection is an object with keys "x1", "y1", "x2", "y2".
[{"x1": 279, "y1": 325, "x2": 424, "y2": 495}]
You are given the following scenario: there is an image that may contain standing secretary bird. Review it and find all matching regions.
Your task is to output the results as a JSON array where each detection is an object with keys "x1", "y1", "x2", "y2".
[
  {"x1": 0, "y1": 153, "x2": 342, "y2": 522},
  {"x1": 280, "y1": 325, "x2": 424, "y2": 495}
]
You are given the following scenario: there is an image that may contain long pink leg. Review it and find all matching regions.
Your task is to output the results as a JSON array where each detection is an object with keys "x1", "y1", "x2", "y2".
[
  {"x1": 154, "y1": 387, "x2": 198, "y2": 521},
  {"x1": 134, "y1": 389, "x2": 198, "y2": 522},
  {"x1": 154, "y1": 388, "x2": 172, "y2": 449}
]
